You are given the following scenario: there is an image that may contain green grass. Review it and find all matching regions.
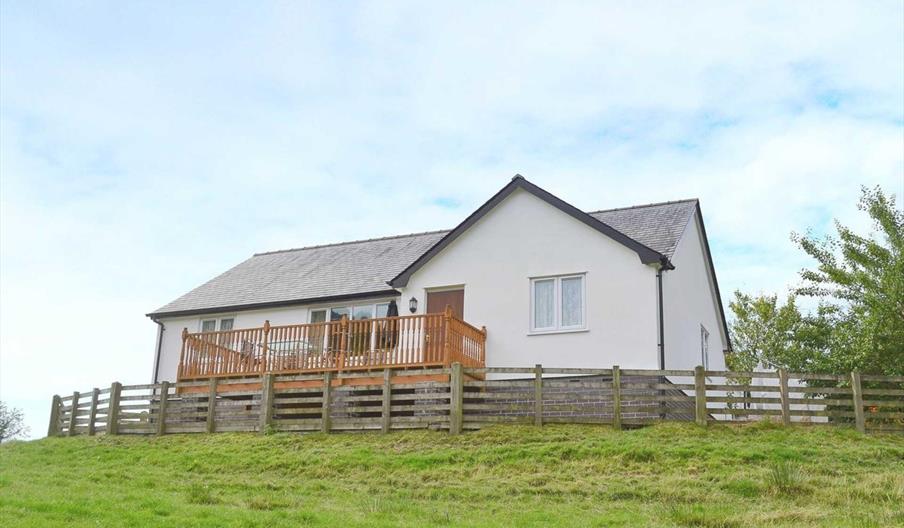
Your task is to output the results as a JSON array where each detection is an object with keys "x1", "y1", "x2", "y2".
[{"x1": 1, "y1": 423, "x2": 903, "y2": 527}]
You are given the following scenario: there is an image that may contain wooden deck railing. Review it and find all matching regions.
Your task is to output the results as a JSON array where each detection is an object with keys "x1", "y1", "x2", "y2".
[{"x1": 177, "y1": 307, "x2": 487, "y2": 381}]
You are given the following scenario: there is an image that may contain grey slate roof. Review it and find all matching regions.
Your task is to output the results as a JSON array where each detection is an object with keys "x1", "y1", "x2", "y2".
[
  {"x1": 149, "y1": 199, "x2": 698, "y2": 317},
  {"x1": 589, "y1": 199, "x2": 698, "y2": 258}
]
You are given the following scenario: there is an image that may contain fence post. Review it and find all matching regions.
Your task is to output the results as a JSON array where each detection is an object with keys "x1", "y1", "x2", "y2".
[
  {"x1": 778, "y1": 368, "x2": 791, "y2": 426},
  {"x1": 156, "y1": 381, "x2": 170, "y2": 436},
  {"x1": 449, "y1": 362, "x2": 463, "y2": 435},
  {"x1": 321, "y1": 371, "x2": 333, "y2": 433},
  {"x1": 259, "y1": 373, "x2": 274, "y2": 434},
  {"x1": 382, "y1": 368, "x2": 392, "y2": 434},
  {"x1": 694, "y1": 366, "x2": 707, "y2": 427},
  {"x1": 206, "y1": 377, "x2": 218, "y2": 433},
  {"x1": 67, "y1": 391, "x2": 80, "y2": 436},
  {"x1": 47, "y1": 395, "x2": 62, "y2": 437},
  {"x1": 851, "y1": 371, "x2": 865, "y2": 433},
  {"x1": 261, "y1": 320, "x2": 271, "y2": 374},
  {"x1": 87, "y1": 388, "x2": 100, "y2": 436},
  {"x1": 534, "y1": 364, "x2": 543, "y2": 427},
  {"x1": 612, "y1": 366, "x2": 622, "y2": 430},
  {"x1": 106, "y1": 382, "x2": 122, "y2": 435}
]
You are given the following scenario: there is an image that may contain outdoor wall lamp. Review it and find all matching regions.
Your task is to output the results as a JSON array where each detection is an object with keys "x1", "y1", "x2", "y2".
[{"x1": 408, "y1": 297, "x2": 418, "y2": 313}]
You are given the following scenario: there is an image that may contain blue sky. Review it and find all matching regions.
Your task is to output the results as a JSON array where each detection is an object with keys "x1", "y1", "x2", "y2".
[{"x1": 1, "y1": 1, "x2": 902, "y2": 438}]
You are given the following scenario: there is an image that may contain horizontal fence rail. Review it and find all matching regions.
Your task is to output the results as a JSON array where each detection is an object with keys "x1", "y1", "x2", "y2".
[
  {"x1": 178, "y1": 308, "x2": 487, "y2": 381},
  {"x1": 48, "y1": 366, "x2": 904, "y2": 437}
]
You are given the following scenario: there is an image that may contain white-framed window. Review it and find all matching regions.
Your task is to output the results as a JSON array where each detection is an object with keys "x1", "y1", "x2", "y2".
[
  {"x1": 530, "y1": 274, "x2": 586, "y2": 333},
  {"x1": 200, "y1": 317, "x2": 234, "y2": 333},
  {"x1": 701, "y1": 325, "x2": 710, "y2": 369},
  {"x1": 310, "y1": 302, "x2": 392, "y2": 323}
]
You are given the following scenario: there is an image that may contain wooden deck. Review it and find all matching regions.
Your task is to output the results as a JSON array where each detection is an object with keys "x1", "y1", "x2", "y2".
[{"x1": 177, "y1": 307, "x2": 486, "y2": 387}]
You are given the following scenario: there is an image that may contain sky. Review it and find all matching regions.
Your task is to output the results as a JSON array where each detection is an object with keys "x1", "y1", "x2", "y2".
[{"x1": 1, "y1": 1, "x2": 902, "y2": 439}]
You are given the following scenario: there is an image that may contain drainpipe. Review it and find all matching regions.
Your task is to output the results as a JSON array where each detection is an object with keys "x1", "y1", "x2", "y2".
[
  {"x1": 656, "y1": 257, "x2": 674, "y2": 371},
  {"x1": 151, "y1": 319, "x2": 165, "y2": 384}
]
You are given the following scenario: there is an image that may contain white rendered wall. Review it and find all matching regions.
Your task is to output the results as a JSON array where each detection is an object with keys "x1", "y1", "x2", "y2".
[
  {"x1": 661, "y1": 212, "x2": 728, "y2": 371},
  {"x1": 399, "y1": 188, "x2": 660, "y2": 370}
]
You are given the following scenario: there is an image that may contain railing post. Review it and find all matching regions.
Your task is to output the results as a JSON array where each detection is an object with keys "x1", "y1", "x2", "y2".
[
  {"x1": 156, "y1": 381, "x2": 170, "y2": 436},
  {"x1": 87, "y1": 388, "x2": 100, "y2": 436},
  {"x1": 206, "y1": 377, "x2": 218, "y2": 433},
  {"x1": 179, "y1": 328, "x2": 188, "y2": 379},
  {"x1": 534, "y1": 364, "x2": 543, "y2": 426},
  {"x1": 694, "y1": 366, "x2": 707, "y2": 427},
  {"x1": 259, "y1": 373, "x2": 274, "y2": 434},
  {"x1": 321, "y1": 371, "x2": 333, "y2": 433},
  {"x1": 381, "y1": 368, "x2": 392, "y2": 434},
  {"x1": 338, "y1": 316, "x2": 348, "y2": 372},
  {"x1": 851, "y1": 371, "x2": 865, "y2": 433},
  {"x1": 480, "y1": 326, "x2": 487, "y2": 365},
  {"x1": 106, "y1": 382, "x2": 122, "y2": 435},
  {"x1": 449, "y1": 362, "x2": 463, "y2": 435},
  {"x1": 47, "y1": 395, "x2": 62, "y2": 437},
  {"x1": 612, "y1": 366, "x2": 622, "y2": 430},
  {"x1": 443, "y1": 305, "x2": 453, "y2": 366},
  {"x1": 778, "y1": 368, "x2": 791, "y2": 426},
  {"x1": 261, "y1": 320, "x2": 271, "y2": 374},
  {"x1": 67, "y1": 391, "x2": 80, "y2": 436}
]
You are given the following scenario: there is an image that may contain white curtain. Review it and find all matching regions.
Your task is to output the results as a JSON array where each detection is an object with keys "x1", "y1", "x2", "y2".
[
  {"x1": 561, "y1": 277, "x2": 583, "y2": 327},
  {"x1": 533, "y1": 279, "x2": 555, "y2": 329}
]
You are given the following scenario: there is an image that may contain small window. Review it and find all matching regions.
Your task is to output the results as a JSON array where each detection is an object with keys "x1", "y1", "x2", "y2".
[
  {"x1": 201, "y1": 319, "x2": 217, "y2": 333},
  {"x1": 376, "y1": 303, "x2": 390, "y2": 319},
  {"x1": 219, "y1": 318, "x2": 234, "y2": 331},
  {"x1": 310, "y1": 310, "x2": 327, "y2": 324},
  {"x1": 330, "y1": 307, "x2": 350, "y2": 321},
  {"x1": 353, "y1": 305, "x2": 374, "y2": 320},
  {"x1": 530, "y1": 274, "x2": 586, "y2": 332},
  {"x1": 701, "y1": 325, "x2": 710, "y2": 369}
]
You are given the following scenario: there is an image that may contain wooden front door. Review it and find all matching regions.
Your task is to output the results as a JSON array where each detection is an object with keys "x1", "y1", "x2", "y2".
[{"x1": 426, "y1": 289, "x2": 464, "y2": 317}]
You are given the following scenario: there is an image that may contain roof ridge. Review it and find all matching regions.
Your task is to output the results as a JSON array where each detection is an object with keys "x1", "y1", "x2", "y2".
[
  {"x1": 587, "y1": 198, "x2": 698, "y2": 215},
  {"x1": 254, "y1": 229, "x2": 452, "y2": 256}
]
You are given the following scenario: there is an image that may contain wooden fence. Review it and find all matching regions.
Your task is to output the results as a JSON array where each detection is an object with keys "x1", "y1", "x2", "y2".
[{"x1": 48, "y1": 365, "x2": 904, "y2": 437}]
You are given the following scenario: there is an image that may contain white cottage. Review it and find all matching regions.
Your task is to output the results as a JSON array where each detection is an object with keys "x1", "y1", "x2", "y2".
[{"x1": 148, "y1": 176, "x2": 730, "y2": 384}]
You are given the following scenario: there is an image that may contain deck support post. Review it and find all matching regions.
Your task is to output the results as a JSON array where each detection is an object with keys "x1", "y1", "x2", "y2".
[
  {"x1": 67, "y1": 391, "x2": 80, "y2": 436},
  {"x1": 612, "y1": 366, "x2": 622, "y2": 430},
  {"x1": 47, "y1": 395, "x2": 62, "y2": 437},
  {"x1": 206, "y1": 377, "x2": 218, "y2": 433},
  {"x1": 851, "y1": 371, "x2": 865, "y2": 433},
  {"x1": 534, "y1": 364, "x2": 543, "y2": 426},
  {"x1": 87, "y1": 388, "x2": 100, "y2": 436},
  {"x1": 449, "y1": 362, "x2": 463, "y2": 435},
  {"x1": 261, "y1": 320, "x2": 271, "y2": 374},
  {"x1": 381, "y1": 368, "x2": 392, "y2": 434},
  {"x1": 443, "y1": 305, "x2": 453, "y2": 366},
  {"x1": 156, "y1": 381, "x2": 170, "y2": 436},
  {"x1": 694, "y1": 366, "x2": 707, "y2": 427},
  {"x1": 778, "y1": 368, "x2": 791, "y2": 426},
  {"x1": 321, "y1": 371, "x2": 333, "y2": 433},
  {"x1": 259, "y1": 373, "x2": 274, "y2": 434},
  {"x1": 106, "y1": 382, "x2": 122, "y2": 435}
]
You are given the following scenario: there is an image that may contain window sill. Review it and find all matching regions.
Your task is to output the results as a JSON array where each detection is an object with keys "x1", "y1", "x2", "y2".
[{"x1": 527, "y1": 328, "x2": 589, "y2": 336}]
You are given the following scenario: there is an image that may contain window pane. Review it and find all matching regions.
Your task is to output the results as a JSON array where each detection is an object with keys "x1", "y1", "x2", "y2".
[
  {"x1": 376, "y1": 303, "x2": 390, "y2": 318},
  {"x1": 561, "y1": 277, "x2": 583, "y2": 327},
  {"x1": 219, "y1": 318, "x2": 234, "y2": 331},
  {"x1": 330, "y1": 307, "x2": 349, "y2": 321},
  {"x1": 353, "y1": 305, "x2": 374, "y2": 320},
  {"x1": 310, "y1": 310, "x2": 327, "y2": 323},
  {"x1": 533, "y1": 279, "x2": 555, "y2": 329},
  {"x1": 201, "y1": 320, "x2": 217, "y2": 332}
]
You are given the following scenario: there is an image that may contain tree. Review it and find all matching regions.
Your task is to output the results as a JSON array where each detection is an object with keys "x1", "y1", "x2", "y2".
[
  {"x1": 793, "y1": 186, "x2": 904, "y2": 375},
  {"x1": 0, "y1": 402, "x2": 28, "y2": 442}
]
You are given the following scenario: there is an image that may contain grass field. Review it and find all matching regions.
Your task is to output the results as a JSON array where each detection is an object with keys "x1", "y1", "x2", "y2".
[{"x1": 1, "y1": 422, "x2": 903, "y2": 527}]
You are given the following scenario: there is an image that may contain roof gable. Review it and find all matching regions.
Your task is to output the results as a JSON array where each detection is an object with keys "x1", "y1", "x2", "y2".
[{"x1": 389, "y1": 176, "x2": 666, "y2": 287}]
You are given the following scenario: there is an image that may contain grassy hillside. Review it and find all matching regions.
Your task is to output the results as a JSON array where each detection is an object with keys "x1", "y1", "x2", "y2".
[{"x1": 1, "y1": 423, "x2": 902, "y2": 527}]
